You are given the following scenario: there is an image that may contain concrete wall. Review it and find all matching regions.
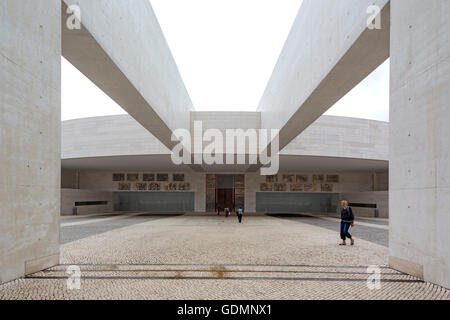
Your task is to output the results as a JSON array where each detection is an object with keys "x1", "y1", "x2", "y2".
[
  {"x1": 258, "y1": 0, "x2": 390, "y2": 151},
  {"x1": 374, "y1": 172, "x2": 389, "y2": 191},
  {"x1": 245, "y1": 172, "x2": 385, "y2": 213},
  {"x1": 62, "y1": 114, "x2": 388, "y2": 161},
  {"x1": 389, "y1": 0, "x2": 450, "y2": 289},
  {"x1": 62, "y1": 115, "x2": 169, "y2": 159},
  {"x1": 76, "y1": 171, "x2": 206, "y2": 212},
  {"x1": 281, "y1": 116, "x2": 388, "y2": 161},
  {"x1": 339, "y1": 191, "x2": 388, "y2": 218},
  {"x1": 61, "y1": 168, "x2": 78, "y2": 189},
  {"x1": 0, "y1": 0, "x2": 60, "y2": 284},
  {"x1": 71, "y1": 170, "x2": 382, "y2": 215},
  {"x1": 61, "y1": 189, "x2": 113, "y2": 216},
  {"x1": 62, "y1": 0, "x2": 193, "y2": 150}
]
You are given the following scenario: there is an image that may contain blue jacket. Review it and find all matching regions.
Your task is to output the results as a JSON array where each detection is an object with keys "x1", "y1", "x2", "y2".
[{"x1": 341, "y1": 207, "x2": 354, "y2": 223}]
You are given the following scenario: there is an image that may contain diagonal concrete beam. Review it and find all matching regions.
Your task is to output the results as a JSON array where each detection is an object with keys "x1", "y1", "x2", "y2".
[
  {"x1": 258, "y1": 0, "x2": 390, "y2": 152},
  {"x1": 61, "y1": 0, "x2": 193, "y2": 151}
]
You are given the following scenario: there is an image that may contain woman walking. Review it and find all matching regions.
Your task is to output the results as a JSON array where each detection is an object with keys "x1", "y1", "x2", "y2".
[
  {"x1": 237, "y1": 207, "x2": 243, "y2": 223},
  {"x1": 340, "y1": 200, "x2": 355, "y2": 246}
]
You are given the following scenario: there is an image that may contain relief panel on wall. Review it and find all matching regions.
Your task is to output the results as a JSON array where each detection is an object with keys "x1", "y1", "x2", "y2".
[
  {"x1": 233, "y1": 175, "x2": 245, "y2": 188},
  {"x1": 296, "y1": 175, "x2": 308, "y2": 183},
  {"x1": 282, "y1": 174, "x2": 295, "y2": 183},
  {"x1": 326, "y1": 175, "x2": 339, "y2": 183},
  {"x1": 173, "y1": 174, "x2": 185, "y2": 182},
  {"x1": 148, "y1": 183, "x2": 161, "y2": 191},
  {"x1": 266, "y1": 175, "x2": 278, "y2": 183},
  {"x1": 260, "y1": 183, "x2": 273, "y2": 191},
  {"x1": 157, "y1": 174, "x2": 169, "y2": 182},
  {"x1": 274, "y1": 183, "x2": 287, "y2": 192},
  {"x1": 321, "y1": 184, "x2": 334, "y2": 192},
  {"x1": 118, "y1": 182, "x2": 131, "y2": 191},
  {"x1": 233, "y1": 175, "x2": 245, "y2": 210},
  {"x1": 290, "y1": 184, "x2": 303, "y2": 192},
  {"x1": 234, "y1": 188, "x2": 245, "y2": 210},
  {"x1": 206, "y1": 174, "x2": 216, "y2": 212},
  {"x1": 313, "y1": 175, "x2": 324, "y2": 184},
  {"x1": 165, "y1": 183, "x2": 178, "y2": 191},
  {"x1": 206, "y1": 174, "x2": 216, "y2": 189},
  {"x1": 206, "y1": 189, "x2": 216, "y2": 212},
  {"x1": 135, "y1": 183, "x2": 147, "y2": 191},
  {"x1": 127, "y1": 173, "x2": 139, "y2": 181},
  {"x1": 113, "y1": 173, "x2": 125, "y2": 181},
  {"x1": 143, "y1": 173, "x2": 155, "y2": 181},
  {"x1": 179, "y1": 183, "x2": 190, "y2": 191},
  {"x1": 304, "y1": 184, "x2": 317, "y2": 192}
]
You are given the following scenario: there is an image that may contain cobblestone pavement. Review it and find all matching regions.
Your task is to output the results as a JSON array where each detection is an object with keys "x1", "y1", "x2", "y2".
[{"x1": 0, "y1": 214, "x2": 449, "y2": 300}]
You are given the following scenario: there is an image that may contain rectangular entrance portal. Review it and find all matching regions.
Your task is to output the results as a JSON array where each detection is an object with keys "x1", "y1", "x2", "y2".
[{"x1": 206, "y1": 174, "x2": 245, "y2": 212}]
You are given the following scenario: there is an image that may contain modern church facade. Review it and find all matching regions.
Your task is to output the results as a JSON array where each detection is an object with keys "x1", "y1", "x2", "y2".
[
  {"x1": 61, "y1": 113, "x2": 389, "y2": 217},
  {"x1": 2, "y1": 0, "x2": 449, "y2": 290}
]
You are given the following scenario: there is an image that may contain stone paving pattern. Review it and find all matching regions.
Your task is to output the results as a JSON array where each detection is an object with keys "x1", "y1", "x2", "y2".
[{"x1": 0, "y1": 214, "x2": 449, "y2": 300}]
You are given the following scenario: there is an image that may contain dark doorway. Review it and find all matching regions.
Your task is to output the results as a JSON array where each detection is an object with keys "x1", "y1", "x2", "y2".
[
  {"x1": 216, "y1": 175, "x2": 234, "y2": 211},
  {"x1": 205, "y1": 174, "x2": 245, "y2": 212},
  {"x1": 216, "y1": 188, "x2": 233, "y2": 210}
]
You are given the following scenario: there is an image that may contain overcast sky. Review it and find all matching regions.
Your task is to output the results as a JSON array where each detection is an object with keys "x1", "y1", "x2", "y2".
[{"x1": 61, "y1": 0, "x2": 389, "y2": 122}]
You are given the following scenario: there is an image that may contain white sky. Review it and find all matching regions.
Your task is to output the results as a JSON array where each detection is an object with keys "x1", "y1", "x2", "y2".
[{"x1": 61, "y1": 0, "x2": 389, "y2": 122}]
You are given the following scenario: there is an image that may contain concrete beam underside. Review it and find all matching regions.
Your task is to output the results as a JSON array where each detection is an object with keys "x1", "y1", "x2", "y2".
[
  {"x1": 258, "y1": 0, "x2": 390, "y2": 152},
  {"x1": 62, "y1": 0, "x2": 193, "y2": 151}
]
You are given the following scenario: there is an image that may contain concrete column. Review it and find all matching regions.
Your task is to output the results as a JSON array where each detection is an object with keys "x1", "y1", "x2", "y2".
[
  {"x1": 389, "y1": 0, "x2": 450, "y2": 288},
  {"x1": 0, "y1": 0, "x2": 61, "y2": 283}
]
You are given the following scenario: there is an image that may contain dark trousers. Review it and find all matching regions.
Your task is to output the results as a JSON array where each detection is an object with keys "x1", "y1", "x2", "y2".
[
  {"x1": 340, "y1": 222, "x2": 352, "y2": 240},
  {"x1": 238, "y1": 214, "x2": 242, "y2": 223}
]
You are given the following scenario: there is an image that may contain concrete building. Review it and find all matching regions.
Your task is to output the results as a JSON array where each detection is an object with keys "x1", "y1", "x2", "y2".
[
  {"x1": 1, "y1": 0, "x2": 449, "y2": 290},
  {"x1": 60, "y1": 113, "x2": 389, "y2": 216}
]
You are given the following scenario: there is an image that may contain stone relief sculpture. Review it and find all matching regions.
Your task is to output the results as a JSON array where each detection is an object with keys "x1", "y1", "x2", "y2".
[
  {"x1": 173, "y1": 174, "x2": 185, "y2": 182},
  {"x1": 304, "y1": 184, "x2": 317, "y2": 192},
  {"x1": 266, "y1": 175, "x2": 278, "y2": 183},
  {"x1": 118, "y1": 182, "x2": 131, "y2": 190},
  {"x1": 113, "y1": 173, "x2": 125, "y2": 181},
  {"x1": 135, "y1": 182, "x2": 147, "y2": 191},
  {"x1": 165, "y1": 183, "x2": 178, "y2": 191},
  {"x1": 296, "y1": 174, "x2": 308, "y2": 183},
  {"x1": 312, "y1": 174, "x2": 324, "y2": 184},
  {"x1": 282, "y1": 174, "x2": 294, "y2": 183},
  {"x1": 326, "y1": 175, "x2": 339, "y2": 183},
  {"x1": 127, "y1": 173, "x2": 139, "y2": 181},
  {"x1": 143, "y1": 173, "x2": 155, "y2": 181},
  {"x1": 290, "y1": 184, "x2": 303, "y2": 191},
  {"x1": 179, "y1": 183, "x2": 190, "y2": 191},
  {"x1": 260, "y1": 183, "x2": 273, "y2": 191},
  {"x1": 157, "y1": 173, "x2": 169, "y2": 182},
  {"x1": 274, "y1": 183, "x2": 287, "y2": 192},
  {"x1": 148, "y1": 183, "x2": 161, "y2": 191}
]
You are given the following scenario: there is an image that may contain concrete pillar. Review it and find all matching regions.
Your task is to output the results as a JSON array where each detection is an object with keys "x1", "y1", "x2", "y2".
[
  {"x1": 0, "y1": 0, "x2": 61, "y2": 284},
  {"x1": 389, "y1": 0, "x2": 450, "y2": 288}
]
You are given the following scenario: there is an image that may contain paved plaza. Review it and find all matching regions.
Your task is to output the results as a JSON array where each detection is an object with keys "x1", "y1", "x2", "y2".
[{"x1": 0, "y1": 213, "x2": 448, "y2": 300}]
